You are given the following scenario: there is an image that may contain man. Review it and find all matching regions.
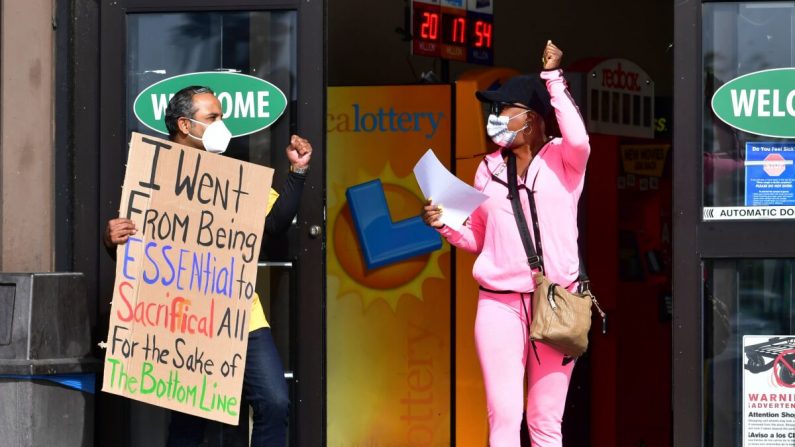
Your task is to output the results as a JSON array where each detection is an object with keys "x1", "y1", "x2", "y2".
[{"x1": 104, "y1": 85, "x2": 311, "y2": 446}]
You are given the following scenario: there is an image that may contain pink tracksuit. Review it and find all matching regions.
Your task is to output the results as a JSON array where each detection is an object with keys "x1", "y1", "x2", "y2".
[{"x1": 439, "y1": 69, "x2": 589, "y2": 446}]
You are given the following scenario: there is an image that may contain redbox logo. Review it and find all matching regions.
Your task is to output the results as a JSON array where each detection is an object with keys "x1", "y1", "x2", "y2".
[{"x1": 601, "y1": 63, "x2": 641, "y2": 92}]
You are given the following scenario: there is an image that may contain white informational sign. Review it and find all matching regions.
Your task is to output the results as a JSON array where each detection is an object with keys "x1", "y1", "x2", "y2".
[
  {"x1": 703, "y1": 206, "x2": 795, "y2": 221},
  {"x1": 413, "y1": 148, "x2": 488, "y2": 231},
  {"x1": 742, "y1": 335, "x2": 795, "y2": 446}
]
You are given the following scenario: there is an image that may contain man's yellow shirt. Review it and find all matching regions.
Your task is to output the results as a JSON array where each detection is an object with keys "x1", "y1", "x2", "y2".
[{"x1": 248, "y1": 188, "x2": 280, "y2": 332}]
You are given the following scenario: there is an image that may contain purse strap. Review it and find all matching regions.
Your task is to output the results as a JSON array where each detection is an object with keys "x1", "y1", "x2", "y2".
[
  {"x1": 506, "y1": 152, "x2": 546, "y2": 365},
  {"x1": 506, "y1": 151, "x2": 590, "y2": 286},
  {"x1": 506, "y1": 151, "x2": 544, "y2": 272}
]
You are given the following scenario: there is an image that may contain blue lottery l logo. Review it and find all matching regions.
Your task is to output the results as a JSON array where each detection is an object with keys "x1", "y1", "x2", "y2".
[{"x1": 345, "y1": 179, "x2": 442, "y2": 270}]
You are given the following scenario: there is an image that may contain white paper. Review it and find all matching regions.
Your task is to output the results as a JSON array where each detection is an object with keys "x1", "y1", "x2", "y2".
[{"x1": 413, "y1": 149, "x2": 488, "y2": 231}]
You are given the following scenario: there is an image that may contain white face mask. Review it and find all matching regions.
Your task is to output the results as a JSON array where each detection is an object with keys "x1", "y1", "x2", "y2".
[
  {"x1": 188, "y1": 119, "x2": 232, "y2": 154},
  {"x1": 486, "y1": 110, "x2": 529, "y2": 148}
]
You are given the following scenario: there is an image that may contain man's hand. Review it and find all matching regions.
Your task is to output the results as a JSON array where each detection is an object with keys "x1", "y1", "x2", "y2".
[
  {"x1": 542, "y1": 40, "x2": 563, "y2": 70},
  {"x1": 104, "y1": 218, "x2": 136, "y2": 249},
  {"x1": 286, "y1": 134, "x2": 312, "y2": 170}
]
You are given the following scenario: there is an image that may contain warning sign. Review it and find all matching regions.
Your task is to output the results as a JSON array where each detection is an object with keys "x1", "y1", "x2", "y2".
[{"x1": 742, "y1": 335, "x2": 795, "y2": 446}]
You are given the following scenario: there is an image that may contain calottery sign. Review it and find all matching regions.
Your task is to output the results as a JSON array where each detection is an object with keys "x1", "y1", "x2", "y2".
[
  {"x1": 102, "y1": 133, "x2": 273, "y2": 424},
  {"x1": 712, "y1": 68, "x2": 795, "y2": 138},
  {"x1": 134, "y1": 72, "x2": 287, "y2": 137}
]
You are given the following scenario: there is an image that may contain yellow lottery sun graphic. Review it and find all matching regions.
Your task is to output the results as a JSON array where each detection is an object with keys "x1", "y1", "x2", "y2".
[{"x1": 328, "y1": 164, "x2": 446, "y2": 310}]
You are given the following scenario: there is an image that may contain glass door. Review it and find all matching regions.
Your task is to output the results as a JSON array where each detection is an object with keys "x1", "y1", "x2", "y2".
[
  {"x1": 674, "y1": 2, "x2": 795, "y2": 445},
  {"x1": 701, "y1": 4, "x2": 795, "y2": 445},
  {"x1": 704, "y1": 259, "x2": 795, "y2": 446},
  {"x1": 96, "y1": 2, "x2": 324, "y2": 446}
]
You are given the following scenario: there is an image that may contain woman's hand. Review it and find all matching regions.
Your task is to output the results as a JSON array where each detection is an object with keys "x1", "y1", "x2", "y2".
[
  {"x1": 542, "y1": 40, "x2": 563, "y2": 70},
  {"x1": 422, "y1": 199, "x2": 445, "y2": 229}
]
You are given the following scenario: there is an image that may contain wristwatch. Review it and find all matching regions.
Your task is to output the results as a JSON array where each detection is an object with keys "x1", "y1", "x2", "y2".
[{"x1": 289, "y1": 164, "x2": 310, "y2": 175}]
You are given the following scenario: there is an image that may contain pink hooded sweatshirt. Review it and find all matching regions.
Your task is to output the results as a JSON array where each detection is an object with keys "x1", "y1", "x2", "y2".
[{"x1": 439, "y1": 69, "x2": 590, "y2": 293}]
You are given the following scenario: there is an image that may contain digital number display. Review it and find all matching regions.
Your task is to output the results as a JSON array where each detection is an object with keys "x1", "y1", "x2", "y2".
[
  {"x1": 411, "y1": 1, "x2": 493, "y2": 65},
  {"x1": 412, "y1": 2, "x2": 441, "y2": 58},
  {"x1": 471, "y1": 19, "x2": 492, "y2": 49},
  {"x1": 466, "y1": 11, "x2": 494, "y2": 64},
  {"x1": 442, "y1": 13, "x2": 467, "y2": 45},
  {"x1": 419, "y1": 11, "x2": 440, "y2": 40},
  {"x1": 442, "y1": 15, "x2": 493, "y2": 49}
]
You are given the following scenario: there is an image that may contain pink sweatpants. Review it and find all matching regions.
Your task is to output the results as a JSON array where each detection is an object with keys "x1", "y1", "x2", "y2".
[{"x1": 475, "y1": 289, "x2": 575, "y2": 447}]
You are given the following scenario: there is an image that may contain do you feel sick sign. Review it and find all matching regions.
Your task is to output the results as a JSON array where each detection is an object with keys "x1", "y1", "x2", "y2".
[{"x1": 102, "y1": 133, "x2": 273, "y2": 424}]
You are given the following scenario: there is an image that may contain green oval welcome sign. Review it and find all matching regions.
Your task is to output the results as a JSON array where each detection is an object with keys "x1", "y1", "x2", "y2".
[
  {"x1": 133, "y1": 72, "x2": 288, "y2": 137},
  {"x1": 712, "y1": 68, "x2": 795, "y2": 138}
]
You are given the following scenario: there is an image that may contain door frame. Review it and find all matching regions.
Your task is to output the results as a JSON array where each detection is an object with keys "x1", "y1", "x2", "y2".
[
  {"x1": 69, "y1": 1, "x2": 325, "y2": 445},
  {"x1": 672, "y1": 0, "x2": 702, "y2": 444}
]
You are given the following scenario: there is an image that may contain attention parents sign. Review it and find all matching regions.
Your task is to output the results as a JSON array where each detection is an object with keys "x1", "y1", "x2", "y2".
[{"x1": 102, "y1": 132, "x2": 273, "y2": 424}]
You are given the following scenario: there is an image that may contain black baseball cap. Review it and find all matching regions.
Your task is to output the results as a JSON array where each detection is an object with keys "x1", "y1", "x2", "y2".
[{"x1": 476, "y1": 74, "x2": 552, "y2": 118}]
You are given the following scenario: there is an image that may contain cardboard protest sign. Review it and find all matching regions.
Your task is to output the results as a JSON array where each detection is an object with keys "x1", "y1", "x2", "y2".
[{"x1": 102, "y1": 132, "x2": 273, "y2": 424}]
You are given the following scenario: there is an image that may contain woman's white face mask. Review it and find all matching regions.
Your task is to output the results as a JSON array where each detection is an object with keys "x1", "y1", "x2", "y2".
[
  {"x1": 188, "y1": 118, "x2": 232, "y2": 154},
  {"x1": 486, "y1": 109, "x2": 529, "y2": 148}
]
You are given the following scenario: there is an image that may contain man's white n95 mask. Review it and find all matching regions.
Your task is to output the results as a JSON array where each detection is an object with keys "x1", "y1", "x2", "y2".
[{"x1": 188, "y1": 119, "x2": 232, "y2": 154}]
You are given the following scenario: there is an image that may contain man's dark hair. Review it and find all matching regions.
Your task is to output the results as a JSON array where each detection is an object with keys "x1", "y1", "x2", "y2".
[{"x1": 164, "y1": 85, "x2": 215, "y2": 138}]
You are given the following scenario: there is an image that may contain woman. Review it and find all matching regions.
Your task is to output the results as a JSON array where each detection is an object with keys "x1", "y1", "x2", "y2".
[{"x1": 423, "y1": 41, "x2": 589, "y2": 447}]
